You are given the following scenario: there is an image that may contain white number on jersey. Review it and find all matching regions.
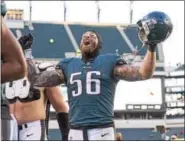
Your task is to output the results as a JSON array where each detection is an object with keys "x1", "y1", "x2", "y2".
[{"x1": 70, "y1": 71, "x2": 101, "y2": 97}]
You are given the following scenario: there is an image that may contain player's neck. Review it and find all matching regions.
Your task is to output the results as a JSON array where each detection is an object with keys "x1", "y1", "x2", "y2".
[
  {"x1": 82, "y1": 55, "x2": 95, "y2": 62},
  {"x1": 82, "y1": 51, "x2": 99, "y2": 62}
]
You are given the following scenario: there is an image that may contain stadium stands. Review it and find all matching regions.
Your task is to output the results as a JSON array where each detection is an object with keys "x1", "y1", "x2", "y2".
[
  {"x1": 11, "y1": 22, "x2": 162, "y2": 61},
  {"x1": 28, "y1": 23, "x2": 75, "y2": 58}
]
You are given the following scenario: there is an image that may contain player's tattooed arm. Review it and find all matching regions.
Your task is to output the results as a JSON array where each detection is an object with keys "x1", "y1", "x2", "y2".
[
  {"x1": 114, "y1": 65, "x2": 143, "y2": 81},
  {"x1": 114, "y1": 47, "x2": 156, "y2": 81},
  {"x1": 32, "y1": 69, "x2": 65, "y2": 87},
  {"x1": 26, "y1": 59, "x2": 38, "y2": 81},
  {"x1": 26, "y1": 60, "x2": 65, "y2": 87}
]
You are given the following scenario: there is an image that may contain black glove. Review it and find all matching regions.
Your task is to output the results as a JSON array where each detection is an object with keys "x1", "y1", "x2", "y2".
[
  {"x1": 145, "y1": 42, "x2": 157, "y2": 52},
  {"x1": 18, "y1": 33, "x2": 33, "y2": 50}
]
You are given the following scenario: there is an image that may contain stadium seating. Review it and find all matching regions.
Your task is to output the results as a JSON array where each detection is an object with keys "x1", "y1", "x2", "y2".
[
  {"x1": 29, "y1": 23, "x2": 75, "y2": 59},
  {"x1": 10, "y1": 22, "x2": 161, "y2": 60}
]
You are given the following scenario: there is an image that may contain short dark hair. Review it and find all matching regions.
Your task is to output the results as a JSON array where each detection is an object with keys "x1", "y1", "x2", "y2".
[{"x1": 86, "y1": 30, "x2": 103, "y2": 49}]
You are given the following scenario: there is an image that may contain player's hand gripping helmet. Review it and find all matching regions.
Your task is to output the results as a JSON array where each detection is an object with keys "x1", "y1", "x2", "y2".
[{"x1": 137, "y1": 11, "x2": 173, "y2": 44}]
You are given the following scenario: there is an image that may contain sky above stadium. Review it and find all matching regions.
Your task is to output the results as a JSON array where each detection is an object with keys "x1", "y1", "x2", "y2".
[{"x1": 5, "y1": 1, "x2": 184, "y2": 66}]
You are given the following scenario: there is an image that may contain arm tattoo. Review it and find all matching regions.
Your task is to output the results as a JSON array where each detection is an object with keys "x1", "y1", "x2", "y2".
[
  {"x1": 26, "y1": 60, "x2": 64, "y2": 87},
  {"x1": 114, "y1": 65, "x2": 144, "y2": 81},
  {"x1": 114, "y1": 49, "x2": 156, "y2": 81},
  {"x1": 26, "y1": 59, "x2": 39, "y2": 82},
  {"x1": 32, "y1": 70, "x2": 64, "y2": 87}
]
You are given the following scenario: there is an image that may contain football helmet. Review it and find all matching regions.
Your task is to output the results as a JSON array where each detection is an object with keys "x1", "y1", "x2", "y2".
[{"x1": 137, "y1": 11, "x2": 173, "y2": 44}]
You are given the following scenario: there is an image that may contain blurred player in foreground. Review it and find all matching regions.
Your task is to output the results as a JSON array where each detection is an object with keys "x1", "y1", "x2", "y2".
[
  {"x1": 1, "y1": 2, "x2": 27, "y2": 140},
  {"x1": 28, "y1": 11, "x2": 172, "y2": 140},
  {"x1": 5, "y1": 34, "x2": 69, "y2": 140}
]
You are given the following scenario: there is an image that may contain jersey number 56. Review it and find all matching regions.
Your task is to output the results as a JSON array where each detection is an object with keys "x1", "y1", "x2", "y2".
[{"x1": 70, "y1": 71, "x2": 101, "y2": 97}]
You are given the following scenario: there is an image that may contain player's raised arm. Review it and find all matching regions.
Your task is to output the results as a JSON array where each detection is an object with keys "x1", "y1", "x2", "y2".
[
  {"x1": 18, "y1": 33, "x2": 65, "y2": 87},
  {"x1": 26, "y1": 58, "x2": 65, "y2": 87},
  {"x1": 114, "y1": 11, "x2": 173, "y2": 82},
  {"x1": 30, "y1": 65, "x2": 65, "y2": 87},
  {"x1": 1, "y1": 16, "x2": 27, "y2": 83},
  {"x1": 114, "y1": 44, "x2": 156, "y2": 81}
]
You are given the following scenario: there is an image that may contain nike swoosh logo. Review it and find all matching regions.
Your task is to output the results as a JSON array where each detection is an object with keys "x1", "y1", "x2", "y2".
[
  {"x1": 26, "y1": 133, "x2": 33, "y2": 137},
  {"x1": 101, "y1": 133, "x2": 108, "y2": 137}
]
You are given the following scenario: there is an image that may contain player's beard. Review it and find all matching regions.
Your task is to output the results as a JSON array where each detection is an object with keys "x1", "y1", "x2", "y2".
[{"x1": 82, "y1": 47, "x2": 100, "y2": 61}]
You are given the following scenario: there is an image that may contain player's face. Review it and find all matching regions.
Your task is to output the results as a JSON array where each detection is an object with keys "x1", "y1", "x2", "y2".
[{"x1": 80, "y1": 31, "x2": 99, "y2": 57}]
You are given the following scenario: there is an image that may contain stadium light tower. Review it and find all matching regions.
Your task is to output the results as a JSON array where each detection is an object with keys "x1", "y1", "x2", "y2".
[
  {"x1": 63, "y1": 1, "x2": 67, "y2": 22},
  {"x1": 29, "y1": 0, "x2": 32, "y2": 22},
  {"x1": 95, "y1": 0, "x2": 101, "y2": 23},
  {"x1": 129, "y1": 0, "x2": 134, "y2": 24}
]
